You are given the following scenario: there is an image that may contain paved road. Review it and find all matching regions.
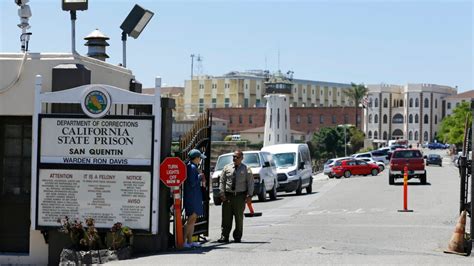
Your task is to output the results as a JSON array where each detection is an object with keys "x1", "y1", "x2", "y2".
[{"x1": 111, "y1": 149, "x2": 473, "y2": 265}]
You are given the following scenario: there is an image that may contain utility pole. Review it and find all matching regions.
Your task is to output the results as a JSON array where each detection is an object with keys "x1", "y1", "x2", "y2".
[{"x1": 190, "y1": 54, "x2": 195, "y2": 80}]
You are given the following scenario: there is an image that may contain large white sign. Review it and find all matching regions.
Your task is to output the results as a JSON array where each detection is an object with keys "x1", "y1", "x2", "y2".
[
  {"x1": 37, "y1": 169, "x2": 151, "y2": 230},
  {"x1": 40, "y1": 117, "x2": 153, "y2": 165}
]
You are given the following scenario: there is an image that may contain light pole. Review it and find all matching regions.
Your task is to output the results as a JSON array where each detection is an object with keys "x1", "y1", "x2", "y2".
[{"x1": 338, "y1": 124, "x2": 354, "y2": 157}]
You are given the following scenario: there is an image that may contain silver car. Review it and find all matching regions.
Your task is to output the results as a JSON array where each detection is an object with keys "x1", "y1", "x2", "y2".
[{"x1": 324, "y1": 157, "x2": 350, "y2": 178}]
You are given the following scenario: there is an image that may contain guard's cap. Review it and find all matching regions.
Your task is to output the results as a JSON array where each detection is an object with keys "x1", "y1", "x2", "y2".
[{"x1": 188, "y1": 149, "x2": 206, "y2": 159}]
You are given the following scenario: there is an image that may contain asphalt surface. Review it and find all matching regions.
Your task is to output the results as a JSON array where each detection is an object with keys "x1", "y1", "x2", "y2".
[{"x1": 110, "y1": 148, "x2": 474, "y2": 265}]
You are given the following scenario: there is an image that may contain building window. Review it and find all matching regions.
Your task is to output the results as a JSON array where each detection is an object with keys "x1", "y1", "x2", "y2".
[
  {"x1": 375, "y1": 98, "x2": 378, "y2": 107},
  {"x1": 256, "y1": 99, "x2": 261, "y2": 107},
  {"x1": 392, "y1": 113, "x2": 403, "y2": 123},
  {"x1": 415, "y1": 98, "x2": 419, "y2": 107},
  {"x1": 409, "y1": 131, "x2": 413, "y2": 140},
  {"x1": 344, "y1": 114, "x2": 349, "y2": 124},
  {"x1": 249, "y1": 115, "x2": 253, "y2": 124},
  {"x1": 296, "y1": 114, "x2": 300, "y2": 124},
  {"x1": 409, "y1": 114, "x2": 413, "y2": 123},
  {"x1": 293, "y1": 102, "x2": 298, "y2": 107},
  {"x1": 239, "y1": 115, "x2": 243, "y2": 124},
  {"x1": 244, "y1": 98, "x2": 249, "y2": 108},
  {"x1": 308, "y1": 114, "x2": 312, "y2": 124},
  {"x1": 285, "y1": 110, "x2": 288, "y2": 128},
  {"x1": 368, "y1": 131, "x2": 372, "y2": 139},
  {"x1": 424, "y1": 131, "x2": 429, "y2": 141},
  {"x1": 424, "y1": 98, "x2": 429, "y2": 108},
  {"x1": 212, "y1": 98, "x2": 216, "y2": 108},
  {"x1": 383, "y1": 98, "x2": 388, "y2": 108},
  {"x1": 369, "y1": 114, "x2": 372, "y2": 123},
  {"x1": 383, "y1": 131, "x2": 388, "y2": 140},
  {"x1": 374, "y1": 114, "x2": 378, "y2": 124},
  {"x1": 435, "y1": 99, "x2": 438, "y2": 108},
  {"x1": 224, "y1": 98, "x2": 230, "y2": 108},
  {"x1": 447, "y1": 102, "x2": 451, "y2": 109},
  {"x1": 424, "y1": 114, "x2": 429, "y2": 124},
  {"x1": 383, "y1": 114, "x2": 388, "y2": 124},
  {"x1": 369, "y1": 98, "x2": 373, "y2": 108},
  {"x1": 400, "y1": 99, "x2": 403, "y2": 107},
  {"x1": 415, "y1": 131, "x2": 419, "y2": 141},
  {"x1": 409, "y1": 98, "x2": 413, "y2": 107},
  {"x1": 435, "y1": 115, "x2": 437, "y2": 124},
  {"x1": 270, "y1": 109, "x2": 272, "y2": 128},
  {"x1": 199, "y1": 98, "x2": 204, "y2": 113},
  {"x1": 277, "y1": 109, "x2": 280, "y2": 129},
  {"x1": 415, "y1": 114, "x2": 419, "y2": 123},
  {"x1": 320, "y1": 114, "x2": 324, "y2": 124},
  {"x1": 374, "y1": 130, "x2": 378, "y2": 139},
  {"x1": 332, "y1": 115, "x2": 337, "y2": 124},
  {"x1": 456, "y1": 102, "x2": 460, "y2": 107}
]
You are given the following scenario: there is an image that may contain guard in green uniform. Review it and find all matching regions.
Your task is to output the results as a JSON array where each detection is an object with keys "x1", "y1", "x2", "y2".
[{"x1": 218, "y1": 150, "x2": 254, "y2": 243}]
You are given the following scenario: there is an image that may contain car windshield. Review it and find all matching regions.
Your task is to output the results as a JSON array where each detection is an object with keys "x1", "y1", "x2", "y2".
[
  {"x1": 429, "y1": 154, "x2": 440, "y2": 158},
  {"x1": 393, "y1": 150, "x2": 422, "y2": 158},
  {"x1": 215, "y1": 153, "x2": 261, "y2": 170},
  {"x1": 273, "y1": 153, "x2": 296, "y2": 167},
  {"x1": 325, "y1": 159, "x2": 334, "y2": 165}
]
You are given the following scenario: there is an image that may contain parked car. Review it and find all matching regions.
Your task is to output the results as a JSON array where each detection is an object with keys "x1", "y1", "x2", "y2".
[
  {"x1": 261, "y1": 143, "x2": 313, "y2": 195},
  {"x1": 211, "y1": 150, "x2": 278, "y2": 204},
  {"x1": 370, "y1": 150, "x2": 390, "y2": 164},
  {"x1": 426, "y1": 154, "x2": 442, "y2": 166},
  {"x1": 428, "y1": 142, "x2": 448, "y2": 149},
  {"x1": 323, "y1": 157, "x2": 351, "y2": 178},
  {"x1": 331, "y1": 159, "x2": 380, "y2": 178},
  {"x1": 358, "y1": 158, "x2": 385, "y2": 171},
  {"x1": 389, "y1": 149, "x2": 426, "y2": 185}
]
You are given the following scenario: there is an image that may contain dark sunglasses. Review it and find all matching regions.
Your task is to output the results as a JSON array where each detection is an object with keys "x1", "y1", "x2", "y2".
[{"x1": 233, "y1": 155, "x2": 241, "y2": 159}]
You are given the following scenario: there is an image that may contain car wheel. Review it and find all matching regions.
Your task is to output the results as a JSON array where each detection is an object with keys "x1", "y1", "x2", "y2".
[
  {"x1": 258, "y1": 182, "x2": 267, "y2": 202},
  {"x1": 306, "y1": 180, "x2": 312, "y2": 194},
  {"x1": 426, "y1": 163, "x2": 429, "y2": 166},
  {"x1": 296, "y1": 179, "x2": 303, "y2": 195},
  {"x1": 269, "y1": 180, "x2": 278, "y2": 200},
  {"x1": 420, "y1": 174, "x2": 427, "y2": 185},
  {"x1": 389, "y1": 174, "x2": 395, "y2": 185},
  {"x1": 379, "y1": 165, "x2": 385, "y2": 172},
  {"x1": 440, "y1": 163, "x2": 442, "y2": 167},
  {"x1": 344, "y1": 170, "x2": 351, "y2": 178},
  {"x1": 328, "y1": 173, "x2": 334, "y2": 179},
  {"x1": 371, "y1": 169, "x2": 379, "y2": 176}
]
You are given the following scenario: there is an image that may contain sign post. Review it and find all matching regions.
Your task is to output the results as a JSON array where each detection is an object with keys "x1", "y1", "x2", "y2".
[{"x1": 160, "y1": 157, "x2": 187, "y2": 249}]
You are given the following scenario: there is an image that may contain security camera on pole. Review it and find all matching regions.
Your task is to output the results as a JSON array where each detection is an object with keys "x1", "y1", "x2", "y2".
[{"x1": 15, "y1": 0, "x2": 32, "y2": 52}]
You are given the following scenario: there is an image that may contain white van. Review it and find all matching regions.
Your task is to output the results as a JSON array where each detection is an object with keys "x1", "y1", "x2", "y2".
[
  {"x1": 261, "y1": 143, "x2": 313, "y2": 195},
  {"x1": 211, "y1": 151, "x2": 278, "y2": 204}
]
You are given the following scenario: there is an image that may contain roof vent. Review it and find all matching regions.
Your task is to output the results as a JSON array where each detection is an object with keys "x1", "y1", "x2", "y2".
[{"x1": 84, "y1": 29, "x2": 110, "y2": 61}]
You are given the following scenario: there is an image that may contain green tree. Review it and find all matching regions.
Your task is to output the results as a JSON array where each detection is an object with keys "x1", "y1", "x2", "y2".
[
  {"x1": 348, "y1": 127, "x2": 365, "y2": 153},
  {"x1": 343, "y1": 83, "x2": 369, "y2": 128},
  {"x1": 311, "y1": 127, "x2": 345, "y2": 160},
  {"x1": 437, "y1": 102, "x2": 472, "y2": 147}
]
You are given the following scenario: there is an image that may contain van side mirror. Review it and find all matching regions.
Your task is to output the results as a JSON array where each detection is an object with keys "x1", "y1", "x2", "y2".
[
  {"x1": 211, "y1": 166, "x2": 215, "y2": 172},
  {"x1": 423, "y1": 155, "x2": 427, "y2": 159},
  {"x1": 263, "y1": 161, "x2": 270, "y2": 168},
  {"x1": 299, "y1": 161, "x2": 305, "y2": 169}
]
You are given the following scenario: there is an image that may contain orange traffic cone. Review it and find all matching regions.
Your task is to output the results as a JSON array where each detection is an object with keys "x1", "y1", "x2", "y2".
[
  {"x1": 444, "y1": 210, "x2": 468, "y2": 256},
  {"x1": 244, "y1": 201, "x2": 262, "y2": 217}
]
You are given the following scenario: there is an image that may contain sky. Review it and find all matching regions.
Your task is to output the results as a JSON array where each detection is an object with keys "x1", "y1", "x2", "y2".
[{"x1": 1, "y1": 0, "x2": 473, "y2": 91}]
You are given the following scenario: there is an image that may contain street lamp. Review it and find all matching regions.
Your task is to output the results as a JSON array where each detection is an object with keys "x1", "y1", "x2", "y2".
[
  {"x1": 338, "y1": 124, "x2": 354, "y2": 157},
  {"x1": 62, "y1": 0, "x2": 88, "y2": 54},
  {"x1": 120, "y1": 4, "x2": 154, "y2": 68}
]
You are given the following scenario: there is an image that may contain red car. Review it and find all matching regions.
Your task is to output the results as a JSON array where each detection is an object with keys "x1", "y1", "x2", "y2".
[{"x1": 331, "y1": 159, "x2": 380, "y2": 178}]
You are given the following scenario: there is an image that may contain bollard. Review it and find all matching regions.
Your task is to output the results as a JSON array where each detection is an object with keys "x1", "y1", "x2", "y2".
[
  {"x1": 172, "y1": 186, "x2": 185, "y2": 249},
  {"x1": 398, "y1": 166, "x2": 413, "y2": 212}
]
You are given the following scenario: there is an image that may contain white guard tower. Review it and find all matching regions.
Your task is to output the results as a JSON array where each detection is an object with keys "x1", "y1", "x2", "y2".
[{"x1": 263, "y1": 71, "x2": 294, "y2": 146}]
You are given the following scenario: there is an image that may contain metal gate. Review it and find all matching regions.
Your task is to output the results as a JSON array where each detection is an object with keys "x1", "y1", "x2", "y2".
[{"x1": 178, "y1": 110, "x2": 212, "y2": 239}]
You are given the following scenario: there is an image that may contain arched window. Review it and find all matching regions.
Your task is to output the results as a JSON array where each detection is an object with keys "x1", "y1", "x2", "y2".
[
  {"x1": 409, "y1": 98, "x2": 413, "y2": 107},
  {"x1": 393, "y1": 99, "x2": 397, "y2": 107},
  {"x1": 383, "y1": 98, "x2": 388, "y2": 108},
  {"x1": 374, "y1": 114, "x2": 379, "y2": 123},
  {"x1": 368, "y1": 131, "x2": 372, "y2": 139},
  {"x1": 375, "y1": 98, "x2": 379, "y2": 107},
  {"x1": 415, "y1": 131, "x2": 419, "y2": 140},
  {"x1": 374, "y1": 130, "x2": 378, "y2": 139},
  {"x1": 369, "y1": 114, "x2": 373, "y2": 123},
  {"x1": 424, "y1": 98, "x2": 429, "y2": 108},
  {"x1": 400, "y1": 99, "x2": 403, "y2": 107},
  {"x1": 409, "y1": 114, "x2": 413, "y2": 124},
  {"x1": 409, "y1": 131, "x2": 413, "y2": 140},
  {"x1": 415, "y1": 98, "x2": 419, "y2": 107},
  {"x1": 392, "y1": 129, "x2": 404, "y2": 139},
  {"x1": 369, "y1": 98, "x2": 373, "y2": 108},
  {"x1": 383, "y1": 114, "x2": 388, "y2": 124},
  {"x1": 392, "y1": 113, "x2": 403, "y2": 124},
  {"x1": 424, "y1": 131, "x2": 429, "y2": 141},
  {"x1": 415, "y1": 114, "x2": 419, "y2": 123},
  {"x1": 424, "y1": 114, "x2": 429, "y2": 124},
  {"x1": 383, "y1": 131, "x2": 388, "y2": 140},
  {"x1": 435, "y1": 115, "x2": 438, "y2": 124},
  {"x1": 435, "y1": 99, "x2": 438, "y2": 108}
]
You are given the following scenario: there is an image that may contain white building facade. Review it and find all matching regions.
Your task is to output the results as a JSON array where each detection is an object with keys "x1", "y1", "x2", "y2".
[{"x1": 364, "y1": 83, "x2": 457, "y2": 144}]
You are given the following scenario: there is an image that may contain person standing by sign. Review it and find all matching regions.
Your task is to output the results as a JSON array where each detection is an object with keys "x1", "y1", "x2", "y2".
[
  {"x1": 183, "y1": 149, "x2": 206, "y2": 248},
  {"x1": 218, "y1": 150, "x2": 253, "y2": 243}
]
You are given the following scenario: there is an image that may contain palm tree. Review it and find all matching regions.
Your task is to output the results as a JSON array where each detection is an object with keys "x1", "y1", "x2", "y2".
[{"x1": 343, "y1": 83, "x2": 368, "y2": 129}]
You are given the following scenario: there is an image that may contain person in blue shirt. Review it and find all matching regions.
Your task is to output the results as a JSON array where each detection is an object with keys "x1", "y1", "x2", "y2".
[{"x1": 183, "y1": 149, "x2": 206, "y2": 248}]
